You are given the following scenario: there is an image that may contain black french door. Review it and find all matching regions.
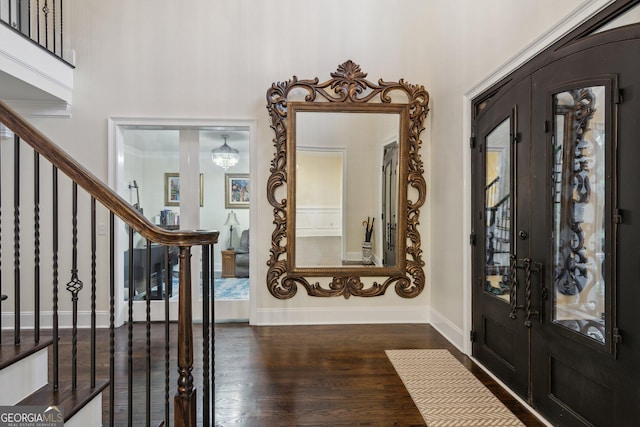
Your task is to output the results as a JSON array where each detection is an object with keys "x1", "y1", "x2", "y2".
[
  {"x1": 472, "y1": 32, "x2": 640, "y2": 425},
  {"x1": 472, "y1": 76, "x2": 531, "y2": 401}
]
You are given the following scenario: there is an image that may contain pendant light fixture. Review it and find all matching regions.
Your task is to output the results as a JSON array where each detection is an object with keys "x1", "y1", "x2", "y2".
[{"x1": 211, "y1": 134, "x2": 239, "y2": 170}]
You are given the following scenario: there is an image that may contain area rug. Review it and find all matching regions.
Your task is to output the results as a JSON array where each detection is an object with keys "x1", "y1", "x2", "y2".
[
  {"x1": 170, "y1": 274, "x2": 249, "y2": 301},
  {"x1": 386, "y1": 349, "x2": 524, "y2": 427}
]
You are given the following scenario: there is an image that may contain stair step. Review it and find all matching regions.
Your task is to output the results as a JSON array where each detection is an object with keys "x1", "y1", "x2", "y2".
[
  {"x1": 0, "y1": 338, "x2": 53, "y2": 370},
  {"x1": 18, "y1": 379, "x2": 109, "y2": 423}
]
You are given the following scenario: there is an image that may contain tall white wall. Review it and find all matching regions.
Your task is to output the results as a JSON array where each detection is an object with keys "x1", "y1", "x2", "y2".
[{"x1": 19, "y1": 0, "x2": 588, "y2": 328}]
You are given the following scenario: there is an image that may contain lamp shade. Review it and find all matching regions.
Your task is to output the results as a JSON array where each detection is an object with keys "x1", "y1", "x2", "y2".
[
  {"x1": 224, "y1": 211, "x2": 240, "y2": 226},
  {"x1": 0, "y1": 124, "x2": 14, "y2": 141},
  {"x1": 212, "y1": 134, "x2": 239, "y2": 170}
]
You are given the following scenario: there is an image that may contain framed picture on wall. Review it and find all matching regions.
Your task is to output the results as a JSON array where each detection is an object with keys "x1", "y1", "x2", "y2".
[
  {"x1": 164, "y1": 173, "x2": 180, "y2": 206},
  {"x1": 225, "y1": 173, "x2": 250, "y2": 209},
  {"x1": 164, "y1": 173, "x2": 204, "y2": 207}
]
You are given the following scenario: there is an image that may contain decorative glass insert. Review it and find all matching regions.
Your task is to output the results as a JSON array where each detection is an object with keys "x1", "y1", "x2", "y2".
[
  {"x1": 552, "y1": 86, "x2": 606, "y2": 344},
  {"x1": 484, "y1": 118, "x2": 512, "y2": 302},
  {"x1": 591, "y1": 3, "x2": 640, "y2": 35}
]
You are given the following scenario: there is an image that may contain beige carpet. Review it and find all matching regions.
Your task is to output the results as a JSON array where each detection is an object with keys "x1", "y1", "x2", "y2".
[{"x1": 386, "y1": 349, "x2": 525, "y2": 427}]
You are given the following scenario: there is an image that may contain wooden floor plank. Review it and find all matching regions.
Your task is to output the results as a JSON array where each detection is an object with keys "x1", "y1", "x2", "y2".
[
  {"x1": 212, "y1": 323, "x2": 545, "y2": 427},
  {"x1": 0, "y1": 334, "x2": 52, "y2": 370},
  {"x1": 49, "y1": 322, "x2": 543, "y2": 426}
]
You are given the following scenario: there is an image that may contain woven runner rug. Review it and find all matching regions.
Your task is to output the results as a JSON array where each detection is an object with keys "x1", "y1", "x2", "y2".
[{"x1": 386, "y1": 349, "x2": 524, "y2": 427}]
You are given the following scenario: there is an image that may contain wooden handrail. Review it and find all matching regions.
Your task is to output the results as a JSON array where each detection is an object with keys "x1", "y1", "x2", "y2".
[
  {"x1": 485, "y1": 176, "x2": 500, "y2": 191},
  {"x1": 0, "y1": 99, "x2": 218, "y2": 246},
  {"x1": 492, "y1": 194, "x2": 510, "y2": 209}
]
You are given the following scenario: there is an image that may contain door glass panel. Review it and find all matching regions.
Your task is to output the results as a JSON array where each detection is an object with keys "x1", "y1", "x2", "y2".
[
  {"x1": 590, "y1": 3, "x2": 640, "y2": 35},
  {"x1": 484, "y1": 118, "x2": 512, "y2": 301},
  {"x1": 552, "y1": 86, "x2": 606, "y2": 344}
]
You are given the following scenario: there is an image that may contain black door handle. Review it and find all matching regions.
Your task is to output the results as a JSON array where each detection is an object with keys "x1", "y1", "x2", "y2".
[
  {"x1": 508, "y1": 254, "x2": 523, "y2": 319},
  {"x1": 507, "y1": 255, "x2": 543, "y2": 326},
  {"x1": 523, "y1": 258, "x2": 543, "y2": 328}
]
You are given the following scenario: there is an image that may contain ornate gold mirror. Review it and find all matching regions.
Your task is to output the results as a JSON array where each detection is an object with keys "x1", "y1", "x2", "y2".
[{"x1": 266, "y1": 60, "x2": 429, "y2": 299}]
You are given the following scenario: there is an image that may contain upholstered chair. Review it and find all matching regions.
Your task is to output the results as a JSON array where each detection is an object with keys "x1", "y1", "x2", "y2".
[{"x1": 235, "y1": 229, "x2": 249, "y2": 277}]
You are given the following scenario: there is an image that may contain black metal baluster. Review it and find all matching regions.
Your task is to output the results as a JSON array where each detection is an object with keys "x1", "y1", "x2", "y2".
[
  {"x1": 14, "y1": 135, "x2": 21, "y2": 345},
  {"x1": 27, "y1": 0, "x2": 31, "y2": 38},
  {"x1": 109, "y1": 212, "x2": 115, "y2": 427},
  {"x1": 17, "y1": 0, "x2": 24, "y2": 33},
  {"x1": 60, "y1": 0, "x2": 63, "y2": 60},
  {"x1": 34, "y1": 151, "x2": 40, "y2": 344},
  {"x1": 8, "y1": 0, "x2": 12, "y2": 27},
  {"x1": 52, "y1": 0, "x2": 56, "y2": 55},
  {"x1": 90, "y1": 197, "x2": 97, "y2": 388},
  {"x1": 36, "y1": 0, "x2": 40, "y2": 44},
  {"x1": 52, "y1": 166, "x2": 59, "y2": 390},
  {"x1": 127, "y1": 229, "x2": 134, "y2": 427},
  {"x1": 146, "y1": 239, "x2": 152, "y2": 427},
  {"x1": 66, "y1": 182, "x2": 83, "y2": 390},
  {"x1": 202, "y1": 244, "x2": 211, "y2": 427},
  {"x1": 43, "y1": 1, "x2": 49, "y2": 51},
  {"x1": 164, "y1": 247, "x2": 170, "y2": 425}
]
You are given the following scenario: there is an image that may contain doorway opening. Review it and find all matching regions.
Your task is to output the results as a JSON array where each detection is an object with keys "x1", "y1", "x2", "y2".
[{"x1": 108, "y1": 118, "x2": 254, "y2": 324}]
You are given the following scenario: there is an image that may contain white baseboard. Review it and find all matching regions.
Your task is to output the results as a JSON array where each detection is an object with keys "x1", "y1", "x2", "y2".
[
  {"x1": 255, "y1": 306, "x2": 429, "y2": 325},
  {"x1": 215, "y1": 299, "x2": 249, "y2": 322},
  {"x1": 428, "y1": 307, "x2": 465, "y2": 352},
  {"x1": 1, "y1": 310, "x2": 111, "y2": 329}
]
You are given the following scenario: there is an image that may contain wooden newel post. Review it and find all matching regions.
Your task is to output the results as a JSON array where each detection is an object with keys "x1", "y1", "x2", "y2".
[{"x1": 175, "y1": 246, "x2": 197, "y2": 427}]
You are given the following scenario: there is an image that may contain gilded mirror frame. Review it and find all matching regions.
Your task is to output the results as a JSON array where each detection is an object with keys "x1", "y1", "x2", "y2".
[{"x1": 266, "y1": 60, "x2": 429, "y2": 299}]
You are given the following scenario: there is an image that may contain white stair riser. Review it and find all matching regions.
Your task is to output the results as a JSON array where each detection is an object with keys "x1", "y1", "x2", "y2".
[
  {"x1": 64, "y1": 394, "x2": 103, "y2": 427},
  {"x1": 0, "y1": 348, "x2": 48, "y2": 405}
]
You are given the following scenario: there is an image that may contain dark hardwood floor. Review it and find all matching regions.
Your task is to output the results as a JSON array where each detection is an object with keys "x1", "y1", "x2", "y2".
[
  {"x1": 213, "y1": 323, "x2": 545, "y2": 427},
  {"x1": 12, "y1": 323, "x2": 545, "y2": 426},
  {"x1": 47, "y1": 323, "x2": 211, "y2": 426}
]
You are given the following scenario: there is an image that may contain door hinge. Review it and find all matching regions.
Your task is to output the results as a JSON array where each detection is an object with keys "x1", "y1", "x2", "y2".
[
  {"x1": 613, "y1": 209, "x2": 623, "y2": 224},
  {"x1": 470, "y1": 136, "x2": 476, "y2": 149},
  {"x1": 469, "y1": 233, "x2": 476, "y2": 246},
  {"x1": 615, "y1": 89, "x2": 624, "y2": 104},
  {"x1": 470, "y1": 330, "x2": 477, "y2": 342},
  {"x1": 544, "y1": 121, "x2": 551, "y2": 133},
  {"x1": 613, "y1": 328, "x2": 622, "y2": 344},
  {"x1": 512, "y1": 132, "x2": 521, "y2": 143}
]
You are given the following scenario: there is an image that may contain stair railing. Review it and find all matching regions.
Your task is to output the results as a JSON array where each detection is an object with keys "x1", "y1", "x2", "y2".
[
  {"x1": 0, "y1": 98, "x2": 215, "y2": 427},
  {"x1": 0, "y1": 0, "x2": 70, "y2": 64},
  {"x1": 486, "y1": 193, "x2": 511, "y2": 271}
]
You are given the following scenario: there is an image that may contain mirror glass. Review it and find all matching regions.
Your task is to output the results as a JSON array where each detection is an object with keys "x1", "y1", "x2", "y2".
[
  {"x1": 293, "y1": 111, "x2": 400, "y2": 268},
  {"x1": 266, "y1": 60, "x2": 429, "y2": 299}
]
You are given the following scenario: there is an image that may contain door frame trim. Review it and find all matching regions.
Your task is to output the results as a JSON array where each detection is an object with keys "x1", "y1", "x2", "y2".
[
  {"x1": 107, "y1": 116, "x2": 258, "y2": 326},
  {"x1": 461, "y1": 0, "x2": 614, "y2": 355}
]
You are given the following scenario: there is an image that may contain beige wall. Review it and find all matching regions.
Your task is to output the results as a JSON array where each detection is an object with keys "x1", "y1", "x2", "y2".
[
  {"x1": 22, "y1": 0, "x2": 587, "y2": 328},
  {"x1": 297, "y1": 151, "x2": 342, "y2": 208}
]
